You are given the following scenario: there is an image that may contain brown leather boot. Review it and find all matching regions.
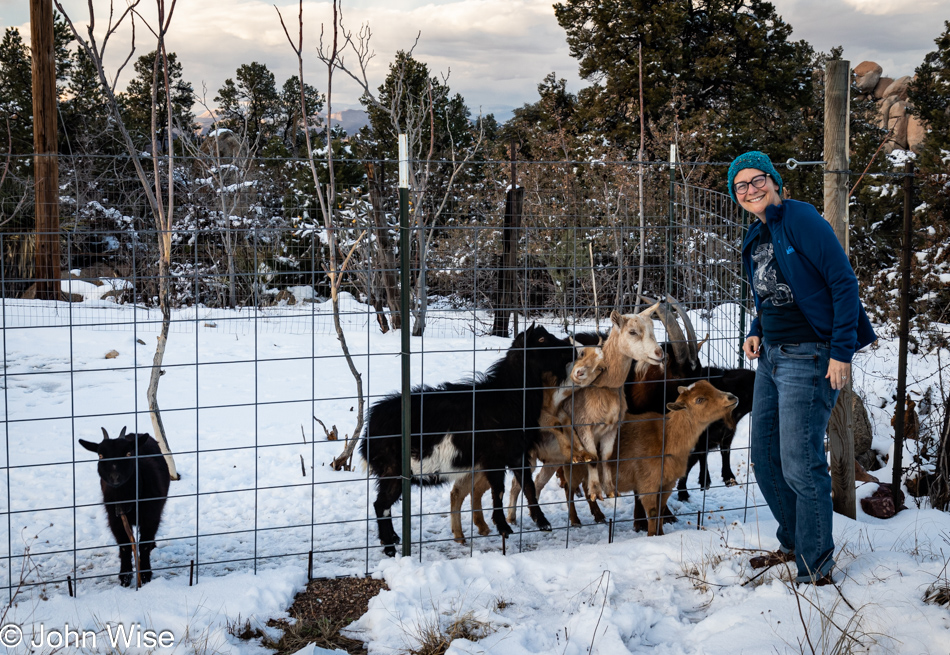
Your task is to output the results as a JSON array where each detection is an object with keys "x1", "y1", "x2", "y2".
[{"x1": 750, "y1": 549, "x2": 795, "y2": 569}]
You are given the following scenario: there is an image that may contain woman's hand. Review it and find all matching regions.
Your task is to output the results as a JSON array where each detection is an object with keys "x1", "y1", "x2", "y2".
[
  {"x1": 826, "y1": 358, "x2": 851, "y2": 390},
  {"x1": 743, "y1": 336, "x2": 761, "y2": 360}
]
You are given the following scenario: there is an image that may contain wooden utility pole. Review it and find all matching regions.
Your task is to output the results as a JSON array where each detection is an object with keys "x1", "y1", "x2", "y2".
[
  {"x1": 824, "y1": 59, "x2": 856, "y2": 519},
  {"x1": 30, "y1": 0, "x2": 61, "y2": 300}
]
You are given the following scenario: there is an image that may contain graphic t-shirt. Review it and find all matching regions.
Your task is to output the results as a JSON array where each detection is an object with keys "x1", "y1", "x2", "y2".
[{"x1": 751, "y1": 221, "x2": 821, "y2": 344}]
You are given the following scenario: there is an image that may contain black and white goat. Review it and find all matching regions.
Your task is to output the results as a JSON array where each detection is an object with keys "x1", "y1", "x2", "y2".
[
  {"x1": 359, "y1": 324, "x2": 575, "y2": 557},
  {"x1": 79, "y1": 427, "x2": 170, "y2": 586}
]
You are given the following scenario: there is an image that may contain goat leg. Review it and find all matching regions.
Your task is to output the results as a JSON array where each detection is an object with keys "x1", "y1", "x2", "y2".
[
  {"x1": 633, "y1": 496, "x2": 648, "y2": 532},
  {"x1": 698, "y1": 452, "x2": 712, "y2": 490},
  {"x1": 720, "y1": 430, "x2": 738, "y2": 486},
  {"x1": 373, "y1": 477, "x2": 402, "y2": 557},
  {"x1": 449, "y1": 475, "x2": 471, "y2": 544},
  {"x1": 485, "y1": 470, "x2": 514, "y2": 538},
  {"x1": 470, "y1": 473, "x2": 492, "y2": 536},
  {"x1": 575, "y1": 426, "x2": 604, "y2": 500},
  {"x1": 118, "y1": 544, "x2": 134, "y2": 587},
  {"x1": 512, "y1": 466, "x2": 552, "y2": 532},
  {"x1": 599, "y1": 430, "x2": 619, "y2": 499}
]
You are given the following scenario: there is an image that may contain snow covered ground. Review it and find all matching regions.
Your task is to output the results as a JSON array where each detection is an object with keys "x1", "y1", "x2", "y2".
[{"x1": 1, "y1": 295, "x2": 948, "y2": 654}]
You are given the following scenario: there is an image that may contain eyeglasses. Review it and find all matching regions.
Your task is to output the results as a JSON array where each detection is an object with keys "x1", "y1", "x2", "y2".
[{"x1": 734, "y1": 174, "x2": 768, "y2": 196}]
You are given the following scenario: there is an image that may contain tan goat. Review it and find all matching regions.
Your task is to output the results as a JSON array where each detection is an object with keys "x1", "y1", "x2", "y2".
[
  {"x1": 566, "y1": 305, "x2": 664, "y2": 501},
  {"x1": 562, "y1": 380, "x2": 738, "y2": 536},
  {"x1": 449, "y1": 343, "x2": 606, "y2": 544}
]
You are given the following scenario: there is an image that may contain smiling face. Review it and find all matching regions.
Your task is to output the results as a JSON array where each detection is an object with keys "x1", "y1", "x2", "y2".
[{"x1": 733, "y1": 168, "x2": 783, "y2": 221}]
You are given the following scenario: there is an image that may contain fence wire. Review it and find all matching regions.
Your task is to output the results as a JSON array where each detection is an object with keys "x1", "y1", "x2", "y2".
[{"x1": 1, "y1": 155, "x2": 764, "y2": 598}]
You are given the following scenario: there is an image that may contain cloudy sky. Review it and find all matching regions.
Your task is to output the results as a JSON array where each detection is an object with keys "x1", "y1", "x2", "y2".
[{"x1": 4, "y1": 0, "x2": 947, "y2": 118}]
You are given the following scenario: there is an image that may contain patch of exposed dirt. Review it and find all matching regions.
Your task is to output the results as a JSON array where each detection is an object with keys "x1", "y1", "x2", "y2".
[{"x1": 263, "y1": 576, "x2": 389, "y2": 654}]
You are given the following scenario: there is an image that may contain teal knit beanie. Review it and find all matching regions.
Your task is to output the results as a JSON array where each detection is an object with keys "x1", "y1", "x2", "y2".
[{"x1": 727, "y1": 151, "x2": 783, "y2": 203}]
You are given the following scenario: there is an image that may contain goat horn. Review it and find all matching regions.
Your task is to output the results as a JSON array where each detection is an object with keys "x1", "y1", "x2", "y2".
[
  {"x1": 101, "y1": 427, "x2": 110, "y2": 441},
  {"x1": 118, "y1": 426, "x2": 127, "y2": 440},
  {"x1": 666, "y1": 294, "x2": 699, "y2": 368},
  {"x1": 655, "y1": 302, "x2": 691, "y2": 369}
]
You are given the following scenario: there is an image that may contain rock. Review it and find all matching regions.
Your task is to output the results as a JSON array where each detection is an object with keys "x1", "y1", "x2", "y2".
[
  {"x1": 854, "y1": 460, "x2": 879, "y2": 483},
  {"x1": 883, "y1": 76, "x2": 912, "y2": 100},
  {"x1": 873, "y1": 76, "x2": 894, "y2": 99},
  {"x1": 907, "y1": 115, "x2": 927, "y2": 152},
  {"x1": 79, "y1": 263, "x2": 120, "y2": 280},
  {"x1": 893, "y1": 115, "x2": 910, "y2": 149},
  {"x1": 854, "y1": 61, "x2": 883, "y2": 93},
  {"x1": 860, "y1": 483, "x2": 905, "y2": 519},
  {"x1": 105, "y1": 350, "x2": 119, "y2": 359},
  {"x1": 850, "y1": 392, "x2": 881, "y2": 472},
  {"x1": 879, "y1": 97, "x2": 896, "y2": 129},
  {"x1": 905, "y1": 472, "x2": 934, "y2": 497}
]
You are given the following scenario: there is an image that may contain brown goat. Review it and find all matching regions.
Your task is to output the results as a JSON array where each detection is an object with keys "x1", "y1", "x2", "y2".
[
  {"x1": 563, "y1": 380, "x2": 738, "y2": 536},
  {"x1": 449, "y1": 343, "x2": 606, "y2": 544},
  {"x1": 565, "y1": 305, "x2": 663, "y2": 501}
]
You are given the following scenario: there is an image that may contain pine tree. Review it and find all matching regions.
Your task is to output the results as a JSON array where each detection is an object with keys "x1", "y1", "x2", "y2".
[
  {"x1": 214, "y1": 62, "x2": 280, "y2": 146},
  {"x1": 908, "y1": 21, "x2": 950, "y2": 327},
  {"x1": 119, "y1": 50, "x2": 195, "y2": 149},
  {"x1": 361, "y1": 51, "x2": 474, "y2": 161},
  {"x1": 553, "y1": 0, "x2": 814, "y2": 156},
  {"x1": 0, "y1": 27, "x2": 34, "y2": 155},
  {"x1": 276, "y1": 75, "x2": 322, "y2": 155}
]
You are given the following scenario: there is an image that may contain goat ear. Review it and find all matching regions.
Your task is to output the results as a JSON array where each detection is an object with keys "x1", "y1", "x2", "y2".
[
  {"x1": 79, "y1": 439, "x2": 99, "y2": 453},
  {"x1": 666, "y1": 402, "x2": 686, "y2": 411},
  {"x1": 641, "y1": 301, "x2": 661, "y2": 317},
  {"x1": 610, "y1": 310, "x2": 623, "y2": 327}
]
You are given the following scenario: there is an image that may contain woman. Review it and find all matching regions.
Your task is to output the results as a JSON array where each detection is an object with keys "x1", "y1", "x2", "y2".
[{"x1": 729, "y1": 151, "x2": 876, "y2": 585}]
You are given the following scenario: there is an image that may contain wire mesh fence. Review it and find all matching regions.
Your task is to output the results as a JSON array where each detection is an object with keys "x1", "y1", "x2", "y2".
[{"x1": 1, "y1": 154, "x2": 762, "y2": 598}]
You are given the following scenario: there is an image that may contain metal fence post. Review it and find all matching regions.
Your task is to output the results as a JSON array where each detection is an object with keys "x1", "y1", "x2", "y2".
[
  {"x1": 667, "y1": 144, "x2": 676, "y2": 298},
  {"x1": 399, "y1": 134, "x2": 412, "y2": 557}
]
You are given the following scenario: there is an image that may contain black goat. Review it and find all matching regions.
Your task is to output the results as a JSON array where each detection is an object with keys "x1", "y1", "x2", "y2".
[
  {"x1": 79, "y1": 427, "x2": 170, "y2": 586},
  {"x1": 360, "y1": 324, "x2": 574, "y2": 557}
]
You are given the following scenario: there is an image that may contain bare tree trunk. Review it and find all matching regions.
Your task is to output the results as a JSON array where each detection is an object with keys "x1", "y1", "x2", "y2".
[
  {"x1": 366, "y1": 161, "x2": 400, "y2": 328},
  {"x1": 277, "y1": 0, "x2": 365, "y2": 471},
  {"x1": 56, "y1": 0, "x2": 181, "y2": 480}
]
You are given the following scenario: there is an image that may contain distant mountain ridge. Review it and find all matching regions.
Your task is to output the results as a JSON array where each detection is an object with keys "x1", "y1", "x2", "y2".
[{"x1": 194, "y1": 108, "x2": 370, "y2": 136}]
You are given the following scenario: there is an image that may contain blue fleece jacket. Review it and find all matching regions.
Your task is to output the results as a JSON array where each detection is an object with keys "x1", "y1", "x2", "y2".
[{"x1": 741, "y1": 199, "x2": 877, "y2": 363}]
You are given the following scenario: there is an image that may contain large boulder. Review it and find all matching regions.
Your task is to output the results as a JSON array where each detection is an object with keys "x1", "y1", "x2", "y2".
[
  {"x1": 879, "y1": 97, "x2": 897, "y2": 129},
  {"x1": 907, "y1": 115, "x2": 927, "y2": 152},
  {"x1": 873, "y1": 76, "x2": 894, "y2": 99},
  {"x1": 854, "y1": 61, "x2": 883, "y2": 93},
  {"x1": 890, "y1": 103, "x2": 911, "y2": 149},
  {"x1": 883, "y1": 76, "x2": 912, "y2": 100}
]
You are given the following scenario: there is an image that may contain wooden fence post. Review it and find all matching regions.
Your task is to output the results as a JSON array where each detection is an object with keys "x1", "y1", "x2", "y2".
[
  {"x1": 824, "y1": 59, "x2": 856, "y2": 519},
  {"x1": 30, "y1": 0, "x2": 61, "y2": 300},
  {"x1": 492, "y1": 141, "x2": 523, "y2": 337}
]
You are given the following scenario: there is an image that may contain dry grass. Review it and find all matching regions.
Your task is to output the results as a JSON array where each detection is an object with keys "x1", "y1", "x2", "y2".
[{"x1": 405, "y1": 610, "x2": 492, "y2": 655}]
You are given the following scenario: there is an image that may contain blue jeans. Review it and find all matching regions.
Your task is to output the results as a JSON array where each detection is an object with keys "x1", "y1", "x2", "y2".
[{"x1": 750, "y1": 341, "x2": 839, "y2": 582}]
